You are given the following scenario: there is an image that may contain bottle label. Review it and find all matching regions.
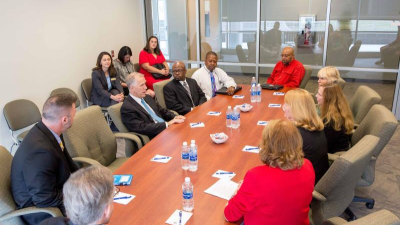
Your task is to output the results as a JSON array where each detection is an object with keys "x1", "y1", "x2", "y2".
[
  {"x1": 189, "y1": 154, "x2": 197, "y2": 161},
  {"x1": 226, "y1": 114, "x2": 231, "y2": 119},
  {"x1": 182, "y1": 152, "x2": 189, "y2": 160},
  {"x1": 251, "y1": 91, "x2": 255, "y2": 96},
  {"x1": 257, "y1": 91, "x2": 261, "y2": 95},
  {"x1": 183, "y1": 191, "x2": 193, "y2": 199}
]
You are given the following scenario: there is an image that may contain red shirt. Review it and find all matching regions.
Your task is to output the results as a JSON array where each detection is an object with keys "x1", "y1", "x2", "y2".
[
  {"x1": 139, "y1": 50, "x2": 169, "y2": 90},
  {"x1": 267, "y1": 59, "x2": 305, "y2": 87},
  {"x1": 224, "y1": 159, "x2": 315, "y2": 225}
]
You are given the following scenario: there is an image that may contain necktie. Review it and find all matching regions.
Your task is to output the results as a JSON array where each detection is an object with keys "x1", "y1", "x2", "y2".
[
  {"x1": 183, "y1": 81, "x2": 195, "y2": 107},
  {"x1": 59, "y1": 142, "x2": 64, "y2": 152},
  {"x1": 210, "y1": 72, "x2": 216, "y2": 97},
  {"x1": 141, "y1": 99, "x2": 165, "y2": 123}
]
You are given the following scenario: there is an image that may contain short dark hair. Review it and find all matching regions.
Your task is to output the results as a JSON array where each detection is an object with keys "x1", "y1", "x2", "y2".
[
  {"x1": 205, "y1": 51, "x2": 218, "y2": 60},
  {"x1": 117, "y1": 46, "x2": 133, "y2": 63},
  {"x1": 42, "y1": 94, "x2": 77, "y2": 121},
  {"x1": 92, "y1": 51, "x2": 117, "y2": 77},
  {"x1": 143, "y1": 36, "x2": 161, "y2": 55}
]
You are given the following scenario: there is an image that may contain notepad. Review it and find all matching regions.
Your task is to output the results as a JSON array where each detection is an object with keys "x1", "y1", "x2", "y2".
[
  {"x1": 113, "y1": 174, "x2": 133, "y2": 186},
  {"x1": 273, "y1": 92, "x2": 285, "y2": 96},
  {"x1": 113, "y1": 192, "x2": 135, "y2": 205},
  {"x1": 268, "y1": 104, "x2": 281, "y2": 108},
  {"x1": 165, "y1": 210, "x2": 193, "y2": 225},
  {"x1": 150, "y1": 155, "x2": 172, "y2": 163},
  {"x1": 212, "y1": 170, "x2": 236, "y2": 179},
  {"x1": 232, "y1": 95, "x2": 244, "y2": 99},
  {"x1": 242, "y1": 145, "x2": 260, "y2": 153},
  {"x1": 190, "y1": 122, "x2": 205, "y2": 128},
  {"x1": 207, "y1": 111, "x2": 221, "y2": 116},
  {"x1": 204, "y1": 179, "x2": 239, "y2": 200},
  {"x1": 257, "y1": 121, "x2": 268, "y2": 126}
]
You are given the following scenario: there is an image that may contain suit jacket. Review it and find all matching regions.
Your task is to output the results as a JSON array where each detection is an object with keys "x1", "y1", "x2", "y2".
[
  {"x1": 10, "y1": 121, "x2": 78, "y2": 225},
  {"x1": 91, "y1": 69, "x2": 123, "y2": 106},
  {"x1": 40, "y1": 217, "x2": 74, "y2": 225},
  {"x1": 163, "y1": 78, "x2": 207, "y2": 115},
  {"x1": 121, "y1": 94, "x2": 176, "y2": 139}
]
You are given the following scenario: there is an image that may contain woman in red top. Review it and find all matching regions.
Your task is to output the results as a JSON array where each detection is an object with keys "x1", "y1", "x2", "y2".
[
  {"x1": 139, "y1": 36, "x2": 170, "y2": 90},
  {"x1": 224, "y1": 119, "x2": 315, "y2": 225}
]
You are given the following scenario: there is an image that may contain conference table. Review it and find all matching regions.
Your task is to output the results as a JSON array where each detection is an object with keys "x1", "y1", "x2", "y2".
[{"x1": 110, "y1": 85, "x2": 292, "y2": 225}]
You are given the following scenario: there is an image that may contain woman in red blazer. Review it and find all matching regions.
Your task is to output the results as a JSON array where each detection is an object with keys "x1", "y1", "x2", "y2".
[
  {"x1": 139, "y1": 36, "x2": 170, "y2": 90},
  {"x1": 224, "y1": 119, "x2": 315, "y2": 225}
]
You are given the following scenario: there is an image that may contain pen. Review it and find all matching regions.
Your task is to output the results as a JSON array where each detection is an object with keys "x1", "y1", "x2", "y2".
[
  {"x1": 245, "y1": 147, "x2": 259, "y2": 151},
  {"x1": 114, "y1": 196, "x2": 132, "y2": 200},
  {"x1": 179, "y1": 210, "x2": 182, "y2": 225},
  {"x1": 191, "y1": 122, "x2": 201, "y2": 126},
  {"x1": 153, "y1": 157, "x2": 169, "y2": 160},
  {"x1": 269, "y1": 104, "x2": 281, "y2": 107},
  {"x1": 259, "y1": 122, "x2": 267, "y2": 124},
  {"x1": 234, "y1": 95, "x2": 244, "y2": 97},
  {"x1": 216, "y1": 172, "x2": 234, "y2": 175},
  {"x1": 209, "y1": 112, "x2": 220, "y2": 114}
]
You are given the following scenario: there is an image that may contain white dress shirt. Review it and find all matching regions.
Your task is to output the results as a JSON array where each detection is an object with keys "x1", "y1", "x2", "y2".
[{"x1": 192, "y1": 66, "x2": 237, "y2": 100}]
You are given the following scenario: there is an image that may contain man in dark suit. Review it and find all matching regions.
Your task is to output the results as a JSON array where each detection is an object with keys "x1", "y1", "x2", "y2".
[
  {"x1": 11, "y1": 94, "x2": 79, "y2": 225},
  {"x1": 163, "y1": 61, "x2": 207, "y2": 115},
  {"x1": 121, "y1": 72, "x2": 186, "y2": 139}
]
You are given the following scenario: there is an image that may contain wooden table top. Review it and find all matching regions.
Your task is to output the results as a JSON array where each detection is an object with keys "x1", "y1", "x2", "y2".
[{"x1": 109, "y1": 85, "x2": 292, "y2": 225}]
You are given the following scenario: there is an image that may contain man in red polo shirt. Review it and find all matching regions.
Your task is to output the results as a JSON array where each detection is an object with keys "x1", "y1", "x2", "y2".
[{"x1": 267, "y1": 47, "x2": 305, "y2": 87}]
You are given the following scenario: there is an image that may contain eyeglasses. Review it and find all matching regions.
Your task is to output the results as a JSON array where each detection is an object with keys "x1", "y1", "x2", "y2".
[
  {"x1": 281, "y1": 54, "x2": 292, "y2": 58},
  {"x1": 172, "y1": 69, "x2": 185, "y2": 74},
  {"x1": 114, "y1": 186, "x2": 120, "y2": 197}
]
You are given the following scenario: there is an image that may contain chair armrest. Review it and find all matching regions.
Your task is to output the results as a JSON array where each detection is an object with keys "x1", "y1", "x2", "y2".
[
  {"x1": 129, "y1": 132, "x2": 150, "y2": 145},
  {"x1": 73, "y1": 157, "x2": 101, "y2": 166},
  {"x1": 0, "y1": 206, "x2": 62, "y2": 222},
  {"x1": 328, "y1": 153, "x2": 339, "y2": 162},
  {"x1": 114, "y1": 132, "x2": 143, "y2": 149},
  {"x1": 312, "y1": 190, "x2": 327, "y2": 202}
]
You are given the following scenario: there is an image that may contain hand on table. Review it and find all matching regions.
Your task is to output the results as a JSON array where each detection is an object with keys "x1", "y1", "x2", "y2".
[{"x1": 227, "y1": 86, "x2": 235, "y2": 95}]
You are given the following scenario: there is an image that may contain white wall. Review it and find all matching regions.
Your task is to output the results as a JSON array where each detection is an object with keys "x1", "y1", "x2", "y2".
[{"x1": 0, "y1": 0, "x2": 146, "y2": 150}]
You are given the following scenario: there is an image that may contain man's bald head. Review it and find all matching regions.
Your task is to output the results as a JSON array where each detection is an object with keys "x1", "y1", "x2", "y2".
[
  {"x1": 281, "y1": 47, "x2": 295, "y2": 66},
  {"x1": 172, "y1": 61, "x2": 187, "y2": 81}
]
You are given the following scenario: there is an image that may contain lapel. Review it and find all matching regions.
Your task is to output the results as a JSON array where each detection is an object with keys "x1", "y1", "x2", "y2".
[
  {"x1": 173, "y1": 79, "x2": 191, "y2": 99},
  {"x1": 128, "y1": 95, "x2": 153, "y2": 122},
  {"x1": 99, "y1": 70, "x2": 108, "y2": 89}
]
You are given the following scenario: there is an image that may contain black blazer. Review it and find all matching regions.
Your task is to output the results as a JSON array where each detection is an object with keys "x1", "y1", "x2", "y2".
[
  {"x1": 10, "y1": 121, "x2": 78, "y2": 225},
  {"x1": 163, "y1": 78, "x2": 207, "y2": 115},
  {"x1": 91, "y1": 69, "x2": 123, "y2": 106},
  {"x1": 40, "y1": 217, "x2": 74, "y2": 225},
  {"x1": 298, "y1": 127, "x2": 329, "y2": 185},
  {"x1": 121, "y1": 94, "x2": 176, "y2": 139}
]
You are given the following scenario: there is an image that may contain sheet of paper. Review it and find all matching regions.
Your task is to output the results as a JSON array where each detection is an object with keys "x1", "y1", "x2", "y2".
[
  {"x1": 150, "y1": 154, "x2": 172, "y2": 163},
  {"x1": 212, "y1": 170, "x2": 236, "y2": 179},
  {"x1": 113, "y1": 192, "x2": 135, "y2": 205},
  {"x1": 257, "y1": 121, "x2": 268, "y2": 126},
  {"x1": 268, "y1": 104, "x2": 281, "y2": 108},
  {"x1": 232, "y1": 95, "x2": 244, "y2": 99},
  {"x1": 190, "y1": 122, "x2": 205, "y2": 128},
  {"x1": 204, "y1": 179, "x2": 238, "y2": 200},
  {"x1": 273, "y1": 92, "x2": 285, "y2": 96},
  {"x1": 242, "y1": 145, "x2": 260, "y2": 153},
  {"x1": 207, "y1": 111, "x2": 221, "y2": 116},
  {"x1": 165, "y1": 210, "x2": 193, "y2": 225}
]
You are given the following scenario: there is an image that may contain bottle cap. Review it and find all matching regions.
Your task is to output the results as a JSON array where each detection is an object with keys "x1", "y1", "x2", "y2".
[
  {"x1": 185, "y1": 177, "x2": 190, "y2": 182},
  {"x1": 257, "y1": 83, "x2": 260, "y2": 87},
  {"x1": 183, "y1": 142, "x2": 187, "y2": 146},
  {"x1": 228, "y1": 106, "x2": 231, "y2": 109},
  {"x1": 191, "y1": 140, "x2": 195, "y2": 144}
]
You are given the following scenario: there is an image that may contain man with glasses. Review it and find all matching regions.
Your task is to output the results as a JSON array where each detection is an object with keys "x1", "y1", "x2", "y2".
[
  {"x1": 163, "y1": 61, "x2": 207, "y2": 115},
  {"x1": 121, "y1": 72, "x2": 186, "y2": 139},
  {"x1": 40, "y1": 165, "x2": 115, "y2": 225},
  {"x1": 192, "y1": 51, "x2": 237, "y2": 100},
  {"x1": 267, "y1": 47, "x2": 305, "y2": 87}
]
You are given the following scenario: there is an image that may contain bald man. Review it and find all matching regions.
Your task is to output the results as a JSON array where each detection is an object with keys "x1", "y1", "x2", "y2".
[
  {"x1": 163, "y1": 62, "x2": 206, "y2": 115},
  {"x1": 267, "y1": 47, "x2": 305, "y2": 87}
]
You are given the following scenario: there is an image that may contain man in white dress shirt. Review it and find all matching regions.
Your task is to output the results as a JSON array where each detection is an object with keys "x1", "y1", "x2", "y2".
[{"x1": 192, "y1": 51, "x2": 237, "y2": 100}]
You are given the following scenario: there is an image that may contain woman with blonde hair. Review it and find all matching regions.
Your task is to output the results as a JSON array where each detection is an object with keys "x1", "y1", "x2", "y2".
[
  {"x1": 317, "y1": 66, "x2": 341, "y2": 87},
  {"x1": 316, "y1": 84, "x2": 354, "y2": 153},
  {"x1": 224, "y1": 119, "x2": 315, "y2": 225},
  {"x1": 283, "y1": 89, "x2": 329, "y2": 184}
]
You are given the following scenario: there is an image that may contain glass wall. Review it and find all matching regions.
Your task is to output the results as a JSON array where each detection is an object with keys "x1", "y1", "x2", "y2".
[{"x1": 145, "y1": 0, "x2": 400, "y2": 113}]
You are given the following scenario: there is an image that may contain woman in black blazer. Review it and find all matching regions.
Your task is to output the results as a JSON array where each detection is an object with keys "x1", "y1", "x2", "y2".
[
  {"x1": 91, "y1": 52, "x2": 124, "y2": 107},
  {"x1": 283, "y1": 89, "x2": 329, "y2": 185}
]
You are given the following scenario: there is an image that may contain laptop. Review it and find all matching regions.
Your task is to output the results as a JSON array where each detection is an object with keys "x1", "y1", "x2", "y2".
[
  {"x1": 216, "y1": 86, "x2": 242, "y2": 95},
  {"x1": 261, "y1": 83, "x2": 283, "y2": 90}
]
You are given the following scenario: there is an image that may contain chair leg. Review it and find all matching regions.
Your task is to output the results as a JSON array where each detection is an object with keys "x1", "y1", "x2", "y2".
[
  {"x1": 353, "y1": 196, "x2": 375, "y2": 209},
  {"x1": 345, "y1": 207, "x2": 357, "y2": 221}
]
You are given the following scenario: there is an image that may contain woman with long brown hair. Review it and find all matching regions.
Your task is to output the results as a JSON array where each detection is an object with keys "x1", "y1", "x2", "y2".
[{"x1": 316, "y1": 84, "x2": 354, "y2": 153}]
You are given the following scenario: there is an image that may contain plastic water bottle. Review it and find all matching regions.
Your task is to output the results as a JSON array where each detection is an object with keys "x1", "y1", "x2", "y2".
[
  {"x1": 251, "y1": 84, "x2": 256, "y2": 102},
  {"x1": 231, "y1": 107, "x2": 240, "y2": 129},
  {"x1": 189, "y1": 142, "x2": 198, "y2": 171},
  {"x1": 251, "y1": 77, "x2": 257, "y2": 87},
  {"x1": 226, "y1": 106, "x2": 232, "y2": 128},
  {"x1": 182, "y1": 177, "x2": 194, "y2": 212},
  {"x1": 236, "y1": 106, "x2": 241, "y2": 128},
  {"x1": 256, "y1": 84, "x2": 261, "y2": 102},
  {"x1": 181, "y1": 142, "x2": 189, "y2": 170}
]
